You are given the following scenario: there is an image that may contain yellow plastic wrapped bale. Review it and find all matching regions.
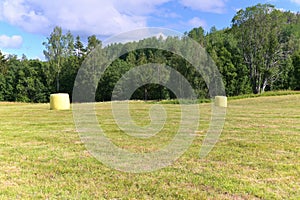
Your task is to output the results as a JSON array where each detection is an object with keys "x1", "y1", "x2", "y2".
[
  {"x1": 215, "y1": 96, "x2": 227, "y2": 107},
  {"x1": 50, "y1": 93, "x2": 70, "y2": 110}
]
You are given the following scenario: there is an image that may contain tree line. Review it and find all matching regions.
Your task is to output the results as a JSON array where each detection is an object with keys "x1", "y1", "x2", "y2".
[{"x1": 0, "y1": 4, "x2": 299, "y2": 103}]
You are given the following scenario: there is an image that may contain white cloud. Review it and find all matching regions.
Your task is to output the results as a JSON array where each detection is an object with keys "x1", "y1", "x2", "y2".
[
  {"x1": 187, "y1": 17, "x2": 207, "y2": 28},
  {"x1": 0, "y1": 0, "x2": 229, "y2": 37},
  {"x1": 0, "y1": 0, "x2": 50, "y2": 33},
  {"x1": 0, "y1": 0, "x2": 227, "y2": 37},
  {"x1": 103, "y1": 28, "x2": 181, "y2": 46},
  {"x1": 179, "y1": 0, "x2": 227, "y2": 13},
  {"x1": 0, "y1": 0, "x2": 171, "y2": 36},
  {"x1": 1, "y1": 51, "x2": 9, "y2": 57},
  {"x1": 112, "y1": 0, "x2": 170, "y2": 15},
  {"x1": 0, "y1": 35, "x2": 23, "y2": 48},
  {"x1": 291, "y1": 0, "x2": 300, "y2": 5}
]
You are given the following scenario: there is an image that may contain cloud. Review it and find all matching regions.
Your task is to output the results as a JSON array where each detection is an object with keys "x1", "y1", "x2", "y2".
[
  {"x1": 187, "y1": 17, "x2": 207, "y2": 28},
  {"x1": 1, "y1": 51, "x2": 9, "y2": 57},
  {"x1": 103, "y1": 28, "x2": 181, "y2": 46},
  {"x1": 0, "y1": 0, "x2": 171, "y2": 36},
  {"x1": 179, "y1": 0, "x2": 227, "y2": 13},
  {"x1": 0, "y1": 0, "x2": 227, "y2": 37},
  {"x1": 291, "y1": 0, "x2": 300, "y2": 5},
  {"x1": 0, "y1": 0, "x2": 50, "y2": 33},
  {"x1": 0, "y1": 35, "x2": 23, "y2": 49},
  {"x1": 164, "y1": 17, "x2": 207, "y2": 33}
]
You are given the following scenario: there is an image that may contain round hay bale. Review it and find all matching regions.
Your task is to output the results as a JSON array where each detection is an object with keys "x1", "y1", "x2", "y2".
[
  {"x1": 215, "y1": 96, "x2": 227, "y2": 107},
  {"x1": 50, "y1": 93, "x2": 70, "y2": 110}
]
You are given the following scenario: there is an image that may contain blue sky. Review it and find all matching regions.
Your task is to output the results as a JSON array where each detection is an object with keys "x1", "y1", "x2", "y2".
[{"x1": 0, "y1": 0, "x2": 299, "y2": 60}]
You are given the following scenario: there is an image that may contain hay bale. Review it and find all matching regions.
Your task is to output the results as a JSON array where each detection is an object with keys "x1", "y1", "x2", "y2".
[
  {"x1": 50, "y1": 93, "x2": 70, "y2": 110},
  {"x1": 215, "y1": 96, "x2": 227, "y2": 107}
]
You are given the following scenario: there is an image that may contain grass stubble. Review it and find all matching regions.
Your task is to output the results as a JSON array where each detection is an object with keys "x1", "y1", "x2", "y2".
[{"x1": 0, "y1": 93, "x2": 299, "y2": 199}]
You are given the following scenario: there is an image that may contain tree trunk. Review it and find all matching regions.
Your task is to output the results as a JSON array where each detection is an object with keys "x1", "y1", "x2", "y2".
[
  {"x1": 144, "y1": 86, "x2": 147, "y2": 101},
  {"x1": 252, "y1": 77, "x2": 259, "y2": 94},
  {"x1": 261, "y1": 78, "x2": 268, "y2": 93},
  {"x1": 159, "y1": 85, "x2": 162, "y2": 101},
  {"x1": 56, "y1": 72, "x2": 60, "y2": 92}
]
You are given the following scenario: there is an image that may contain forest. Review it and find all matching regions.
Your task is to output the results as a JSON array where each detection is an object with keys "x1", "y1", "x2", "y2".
[{"x1": 0, "y1": 4, "x2": 299, "y2": 103}]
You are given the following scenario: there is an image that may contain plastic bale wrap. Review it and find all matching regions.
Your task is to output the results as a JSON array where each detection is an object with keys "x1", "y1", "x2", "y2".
[
  {"x1": 215, "y1": 96, "x2": 227, "y2": 107},
  {"x1": 50, "y1": 93, "x2": 70, "y2": 110}
]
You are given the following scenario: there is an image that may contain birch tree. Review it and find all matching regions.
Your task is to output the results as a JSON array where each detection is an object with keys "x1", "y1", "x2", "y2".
[
  {"x1": 232, "y1": 4, "x2": 291, "y2": 93},
  {"x1": 43, "y1": 26, "x2": 74, "y2": 92}
]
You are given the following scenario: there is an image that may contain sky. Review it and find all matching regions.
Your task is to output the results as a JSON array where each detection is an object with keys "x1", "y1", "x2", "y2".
[{"x1": 0, "y1": 0, "x2": 299, "y2": 60}]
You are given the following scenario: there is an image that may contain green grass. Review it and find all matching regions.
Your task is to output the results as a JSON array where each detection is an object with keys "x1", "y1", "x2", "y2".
[
  {"x1": 227, "y1": 90, "x2": 300, "y2": 100},
  {"x1": 152, "y1": 90, "x2": 300, "y2": 104},
  {"x1": 0, "y1": 94, "x2": 299, "y2": 199}
]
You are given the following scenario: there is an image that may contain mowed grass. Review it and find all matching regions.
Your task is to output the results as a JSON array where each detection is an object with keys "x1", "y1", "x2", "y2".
[{"x1": 0, "y1": 94, "x2": 299, "y2": 199}]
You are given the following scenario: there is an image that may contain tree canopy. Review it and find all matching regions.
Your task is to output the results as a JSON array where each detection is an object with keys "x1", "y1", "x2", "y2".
[{"x1": 0, "y1": 4, "x2": 299, "y2": 103}]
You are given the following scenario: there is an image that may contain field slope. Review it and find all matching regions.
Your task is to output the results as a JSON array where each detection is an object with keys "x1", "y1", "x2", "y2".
[{"x1": 0, "y1": 94, "x2": 299, "y2": 199}]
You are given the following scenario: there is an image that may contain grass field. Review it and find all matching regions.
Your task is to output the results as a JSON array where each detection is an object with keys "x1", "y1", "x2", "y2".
[{"x1": 0, "y1": 93, "x2": 299, "y2": 199}]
